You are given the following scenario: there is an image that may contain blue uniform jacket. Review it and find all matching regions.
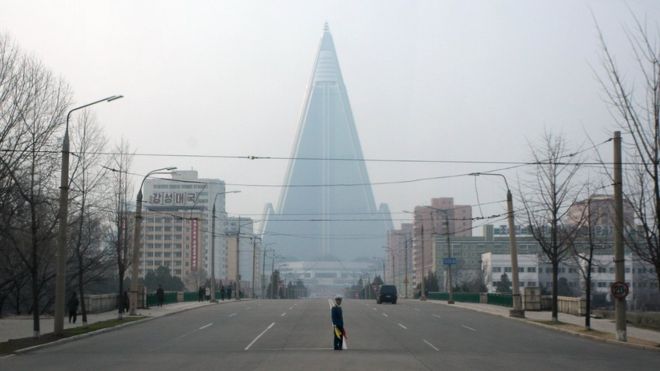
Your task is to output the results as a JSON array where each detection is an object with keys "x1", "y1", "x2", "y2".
[{"x1": 331, "y1": 305, "x2": 343, "y2": 327}]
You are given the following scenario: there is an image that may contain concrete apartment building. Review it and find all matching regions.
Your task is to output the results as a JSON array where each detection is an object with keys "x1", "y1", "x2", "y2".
[
  {"x1": 225, "y1": 217, "x2": 261, "y2": 296},
  {"x1": 139, "y1": 210, "x2": 206, "y2": 290},
  {"x1": 481, "y1": 253, "x2": 541, "y2": 293},
  {"x1": 411, "y1": 198, "x2": 472, "y2": 289},
  {"x1": 141, "y1": 170, "x2": 228, "y2": 285},
  {"x1": 386, "y1": 223, "x2": 413, "y2": 297}
]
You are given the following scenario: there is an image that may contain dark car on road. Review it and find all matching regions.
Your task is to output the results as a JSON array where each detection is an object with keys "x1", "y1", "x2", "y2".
[{"x1": 377, "y1": 285, "x2": 398, "y2": 304}]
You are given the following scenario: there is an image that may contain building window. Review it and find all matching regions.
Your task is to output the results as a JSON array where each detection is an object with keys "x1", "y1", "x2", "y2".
[
  {"x1": 493, "y1": 267, "x2": 501, "y2": 273},
  {"x1": 504, "y1": 267, "x2": 512, "y2": 273},
  {"x1": 527, "y1": 267, "x2": 536, "y2": 273},
  {"x1": 598, "y1": 267, "x2": 606, "y2": 273}
]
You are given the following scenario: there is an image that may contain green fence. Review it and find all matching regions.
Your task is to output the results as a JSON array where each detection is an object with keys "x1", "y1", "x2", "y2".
[
  {"x1": 146, "y1": 292, "x2": 178, "y2": 306},
  {"x1": 427, "y1": 292, "x2": 449, "y2": 301},
  {"x1": 428, "y1": 292, "x2": 480, "y2": 303},
  {"x1": 487, "y1": 293, "x2": 513, "y2": 307},
  {"x1": 183, "y1": 291, "x2": 198, "y2": 302},
  {"x1": 452, "y1": 292, "x2": 481, "y2": 303}
]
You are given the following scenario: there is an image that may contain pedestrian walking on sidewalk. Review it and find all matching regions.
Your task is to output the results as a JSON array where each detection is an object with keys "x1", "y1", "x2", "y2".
[
  {"x1": 122, "y1": 290, "x2": 130, "y2": 313},
  {"x1": 68, "y1": 292, "x2": 79, "y2": 324},
  {"x1": 205, "y1": 286, "x2": 210, "y2": 301},
  {"x1": 331, "y1": 295, "x2": 345, "y2": 350},
  {"x1": 156, "y1": 285, "x2": 165, "y2": 307}
]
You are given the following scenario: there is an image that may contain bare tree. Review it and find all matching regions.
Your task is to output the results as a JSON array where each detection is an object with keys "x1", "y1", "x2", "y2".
[
  {"x1": 105, "y1": 139, "x2": 134, "y2": 319},
  {"x1": 67, "y1": 111, "x2": 112, "y2": 324},
  {"x1": 520, "y1": 132, "x2": 583, "y2": 322},
  {"x1": 596, "y1": 14, "x2": 660, "y2": 291},
  {"x1": 568, "y1": 185, "x2": 610, "y2": 330}
]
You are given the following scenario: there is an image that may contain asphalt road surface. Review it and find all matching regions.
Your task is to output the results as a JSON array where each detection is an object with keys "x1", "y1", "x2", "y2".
[{"x1": 2, "y1": 299, "x2": 659, "y2": 371}]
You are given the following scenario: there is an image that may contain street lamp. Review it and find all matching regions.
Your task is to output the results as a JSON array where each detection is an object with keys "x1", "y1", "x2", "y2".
[
  {"x1": 129, "y1": 166, "x2": 177, "y2": 316},
  {"x1": 470, "y1": 172, "x2": 524, "y2": 318},
  {"x1": 55, "y1": 95, "x2": 123, "y2": 336},
  {"x1": 211, "y1": 190, "x2": 241, "y2": 302}
]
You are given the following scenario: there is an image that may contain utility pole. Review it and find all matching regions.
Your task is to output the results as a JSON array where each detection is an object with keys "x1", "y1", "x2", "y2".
[
  {"x1": 420, "y1": 223, "x2": 426, "y2": 300},
  {"x1": 442, "y1": 211, "x2": 454, "y2": 304},
  {"x1": 235, "y1": 217, "x2": 241, "y2": 300},
  {"x1": 404, "y1": 237, "x2": 409, "y2": 299},
  {"x1": 613, "y1": 131, "x2": 627, "y2": 341},
  {"x1": 469, "y1": 172, "x2": 523, "y2": 317},
  {"x1": 507, "y1": 187, "x2": 524, "y2": 318},
  {"x1": 252, "y1": 237, "x2": 257, "y2": 298},
  {"x1": 262, "y1": 248, "x2": 267, "y2": 298}
]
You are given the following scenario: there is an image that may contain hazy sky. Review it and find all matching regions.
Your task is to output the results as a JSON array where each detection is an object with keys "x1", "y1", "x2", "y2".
[{"x1": 2, "y1": 0, "x2": 659, "y2": 231}]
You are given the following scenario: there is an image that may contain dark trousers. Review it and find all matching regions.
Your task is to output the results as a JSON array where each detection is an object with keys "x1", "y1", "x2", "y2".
[
  {"x1": 69, "y1": 310, "x2": 77, "y2": 324},
  {"x1": 333, "y1": 326, "x2": 344, "y2": 350}
]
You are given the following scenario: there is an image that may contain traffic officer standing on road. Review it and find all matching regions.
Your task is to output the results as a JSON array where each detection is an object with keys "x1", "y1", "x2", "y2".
[{"x1": 331, "y1": 295, "x2": 345, "y2": 350}]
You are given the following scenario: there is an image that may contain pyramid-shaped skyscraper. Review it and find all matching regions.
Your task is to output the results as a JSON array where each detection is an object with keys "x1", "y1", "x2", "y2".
[{"x1": 263, "y1": 25, "x2": 392, "y2": 261}]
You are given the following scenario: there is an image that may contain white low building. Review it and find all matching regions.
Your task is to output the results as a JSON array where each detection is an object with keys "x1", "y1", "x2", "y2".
[{"x1": 481, "y1": 253, "x2": 541, "y2": 293}]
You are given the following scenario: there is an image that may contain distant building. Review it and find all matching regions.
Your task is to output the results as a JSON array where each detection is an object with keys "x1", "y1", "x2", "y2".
[
  {"x1": 276, "y1": 260, "x2": 381, "y2": 298},
  {"x1": 434, "y1": 225, "x2": 544, "y2": 291},
  {"x1": 138, "y1": 209, "x2": 206, "y2": 290},
  {"x1": 386, "y1": 223, "x2": 413, "y2": 297},
  {"x1": 225, "y1": 217, "x2": 261, "y2": 297},
  {"x1": 481, "y1": 253, "x2": 541, "y2": 293},
  {"x1": 577, "y1": 254, "x2": 659, "y2": 310},
  {"x1": 142, "y1": 170, "x2": 227, "y2": 284},
  {"x1": 412, "y1": 198, "x2": 472, "y2": 289},
  {"x1": 566, "y1": 194, "x2": 634, "y2": 230},
  {"x1": 262, "y1": 24, "x2": 392, "y2": 263}
]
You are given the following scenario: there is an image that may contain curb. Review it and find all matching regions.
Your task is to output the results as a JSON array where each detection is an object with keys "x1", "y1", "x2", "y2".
[
  {"x1": 10, "y1": 300, "x2": 240, "y2": 355},
  {"x1": 428, "y1": 300, "x2": 660, "y2": 352}
]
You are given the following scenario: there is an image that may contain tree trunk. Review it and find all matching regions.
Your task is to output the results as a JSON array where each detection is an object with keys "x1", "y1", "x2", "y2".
[
  {"x1": 585, "y1": 265, "x2": 592, "y2": 330},
  {"x1": 552, "y1": 259, "x2": 558, "y2": 322}
]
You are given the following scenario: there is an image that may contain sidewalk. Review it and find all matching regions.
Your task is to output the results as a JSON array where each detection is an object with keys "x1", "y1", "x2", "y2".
[
  {"x1": 427, "y1": 300, "x2": 660, "y2": 346},
  {"x1": 0, "y1": 300, "x2": 220, "y2": 342}
]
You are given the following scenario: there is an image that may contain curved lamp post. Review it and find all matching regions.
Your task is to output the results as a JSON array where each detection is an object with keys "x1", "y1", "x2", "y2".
[
  {"x1": 129, "y1": 166, "x2": 177, "y2": 315},
  {"x1": 470, "y1": 172, "x2": 524, "y2": 318},
  {"x1": 55, "y1": 95, "x2": 123, "y2": 336}
]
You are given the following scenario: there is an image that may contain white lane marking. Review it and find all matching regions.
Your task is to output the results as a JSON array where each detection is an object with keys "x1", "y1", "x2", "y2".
[
  {"x1": 423, "y1": 339, "x2": 440, "y2": 352},
  {"x1": 414, "y1": 308, "x2": 420, "y2": 312},
  {"x1": 244, "y1": 322, "x2": 276, "y2": 351},
  {"x1": 398, "y1": 323, "x2": 408, "y2": 330},
  {"x1": 246, "y1": 307, "x2": 252, "y2": 310},
  {"x1": 372, "y1": 307, "x2": 377, "y2": 311},
  {"x1": 432, "y1": 314, "x2": 441, "y2": 319},
  {"x1": 462, "y1": 324, "x2": 477, "y2": 332},
  {"x1": 199, "y1": 322, "x2": 213, "y2": 330},
  {"x1": 289, "y1": 306, "x2": 294, "y2": 310},
  {"x1": 281, "y1": 312, "x2": 287, "y2": 317},
  {"x1": 382, "y1": 313, "x2": 389, "y2": 318},
  {"x1": 229, "y1": 313, "x2": 237, "y2": 317}
]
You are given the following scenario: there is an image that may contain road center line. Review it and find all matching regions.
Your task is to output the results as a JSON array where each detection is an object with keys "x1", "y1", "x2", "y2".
[
  {"x1": 229, "y1": 313, "x2": 237, "y2": 317},
  {"x1": 244, "y1": 322, "x2": 276, "y2": 351},
  {"x1": 281, "y1": 312, "x2": 287, "y2": 317},
  {"x1": 289, "y1": 306, "x2": 294, "y2": 310},
  {"x1": 398, "y1": 323, "x2": 408, "y2": 330},
  {"x1": 372, "y1": 307, "x2": 377, "y2": 311},
  {"x1": 382, "y1": 313, "x2": 389, "y2": 317},
  {"x1": 199, "y1": 322, "x2": 213, "y2": 330},
  {"x1": 462, "y1": 324, "x2": 477, "y2": 332},
  {"x1": 432, "y1": 314, "x2": 441, "y2": 319},
  {"x1": 423, "y1": 339, "x2": 440, "y2": 352}
]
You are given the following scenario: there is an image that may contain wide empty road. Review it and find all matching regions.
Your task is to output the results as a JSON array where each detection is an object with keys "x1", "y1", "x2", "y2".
[{"x1": 2, "y1": 299, "x2": 659, "y2": 370}]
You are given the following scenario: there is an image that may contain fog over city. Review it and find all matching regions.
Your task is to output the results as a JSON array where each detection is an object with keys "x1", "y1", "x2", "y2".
[{"x1": 3, "y1": 0, "x2": 658, "y2": 231}]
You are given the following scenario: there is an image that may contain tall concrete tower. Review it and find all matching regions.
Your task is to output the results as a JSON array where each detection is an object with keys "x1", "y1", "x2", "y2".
[{"x1": 263, "y1": 24, "x2": 392, "y2": 261}]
